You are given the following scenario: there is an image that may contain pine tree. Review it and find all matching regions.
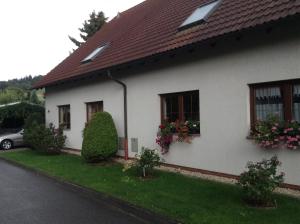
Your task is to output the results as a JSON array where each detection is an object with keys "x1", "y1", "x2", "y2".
[{"x1": 69, "y1": 11, "x2": 107, "y2": 49}]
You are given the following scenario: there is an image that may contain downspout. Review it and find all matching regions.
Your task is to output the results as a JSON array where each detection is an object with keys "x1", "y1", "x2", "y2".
[{"x1": 107, "y1": 70, "x2": 129, "y2": 160}]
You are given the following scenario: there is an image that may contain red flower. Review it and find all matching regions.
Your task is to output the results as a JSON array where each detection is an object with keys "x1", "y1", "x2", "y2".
[{"x1": 159, "y1": 124, "x2": 165, "y2": 129}]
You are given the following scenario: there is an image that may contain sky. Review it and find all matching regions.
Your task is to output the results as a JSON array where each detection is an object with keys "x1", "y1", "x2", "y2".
[{"x1": 0, "y1": 0, "x2": 144, "y2": 81}]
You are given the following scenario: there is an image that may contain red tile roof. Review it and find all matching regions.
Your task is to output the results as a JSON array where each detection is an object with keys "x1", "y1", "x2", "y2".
[{"x1": 35, "y1": 0, "x2": 300, "y2": 88}]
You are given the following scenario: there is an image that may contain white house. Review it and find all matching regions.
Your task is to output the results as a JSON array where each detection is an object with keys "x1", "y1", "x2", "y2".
[{"x1": 35, "y1": 0, "x2": 300, "y2": 187}]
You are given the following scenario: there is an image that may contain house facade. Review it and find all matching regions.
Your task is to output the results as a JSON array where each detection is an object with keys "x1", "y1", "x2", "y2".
[{"x1": 35, "y1": 0, "x2": 300, "y2": 187}]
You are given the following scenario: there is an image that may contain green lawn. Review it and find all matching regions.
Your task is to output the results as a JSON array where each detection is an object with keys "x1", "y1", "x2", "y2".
[{"x1": 1, "y1": 150, "x2": 300, "y2": 224}]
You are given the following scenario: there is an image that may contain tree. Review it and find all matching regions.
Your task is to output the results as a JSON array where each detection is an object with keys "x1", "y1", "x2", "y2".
[
  {"x1": 0, "y1": 82, "x2": 7, "y2": 92},
  {"x1": 29, "y1": 90, "x2": 40, "y2": 104},
  {"x1": 69, "y1": 11, "x2": 107, "y2": 49}
]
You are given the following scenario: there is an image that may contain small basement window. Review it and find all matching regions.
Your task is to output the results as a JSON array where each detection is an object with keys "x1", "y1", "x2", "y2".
[
  {"x1": 81, "y1": 44, "x2": 107, "y2": 63},
  {"x1": 179, "y1": 0, "x2": 221, "y2": 30}
]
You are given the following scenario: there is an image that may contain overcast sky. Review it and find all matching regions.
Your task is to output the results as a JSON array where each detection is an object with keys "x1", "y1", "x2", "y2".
[{"x1": 0, "y1": 0, "x2": 144, "y2": 81}]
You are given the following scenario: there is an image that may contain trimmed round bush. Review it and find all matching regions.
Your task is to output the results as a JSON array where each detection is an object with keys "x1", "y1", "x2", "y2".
[{"x1": 82, "y1": 112, "x2": 118, "y2": 162}]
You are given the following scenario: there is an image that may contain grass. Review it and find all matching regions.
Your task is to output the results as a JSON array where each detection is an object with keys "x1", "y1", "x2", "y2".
[{"x1": 1, "y1": 149, "x2": 300, "y2": 224}]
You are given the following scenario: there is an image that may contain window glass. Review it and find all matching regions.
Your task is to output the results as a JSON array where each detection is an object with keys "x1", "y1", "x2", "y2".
[
  {"x1": 59, "y1": 105, "x2": 70, "y2": 129},
  {"x1": 86, "y1": 101, "x2": 103, "y2": 122},
  {"x1": 255, "y1": 87, "x2": 283, "y2": 121},
  {"x1": 161, "y1": 91, "x2": 200, "y2": 134},
  {"x1": 180, "y1": 0, "x2": 220, "y2": 29},
  {"x1": 81, "y1": 45, "x2": 107, "y2": 63},
  {"x1": 293, "y1": 85, "x2": 300, "y2": 122},
  {"x1": 184, "y1": 92, "x2": 199, "y2": 121},
  {"x1": 165, "y1": 95, "x2": 180, "y2": 122}
]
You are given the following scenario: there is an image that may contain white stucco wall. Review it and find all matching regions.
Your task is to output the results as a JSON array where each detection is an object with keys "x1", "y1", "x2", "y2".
[
  {"x1": 45, "y1": 35, "x2": 300, "y2": 186},
  {"x1": 45, "y1": 80, "x2": 125, "y2": 153}
]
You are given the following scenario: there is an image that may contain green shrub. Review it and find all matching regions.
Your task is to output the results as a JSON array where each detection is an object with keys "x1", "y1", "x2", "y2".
[
  {"x1": 0, "y1": 102, "x2": 44, "y2": 128},
  {"x1": 24, "y1": 112, "x2": 45, "y2": 129},
  {"x1": 237, "y1": 156, "x2": 284, "y2": 207},
  {"x1": 81, "y1": 112, "x2": 118, "y2": 162},
  {"x1": 136, "y1": 147, "x2": 161, "y2": 177},
  {"x1": 24, "y1": 123, "x2": 66, "y2": 155},
  {"x1": 123, "y1": 147, "x2": 162, "y2": 177}
]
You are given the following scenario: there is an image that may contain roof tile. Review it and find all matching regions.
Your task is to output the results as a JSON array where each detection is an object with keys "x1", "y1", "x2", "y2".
[{"x1": 35, "y1": 0, "x2": 300, "y2": 88}]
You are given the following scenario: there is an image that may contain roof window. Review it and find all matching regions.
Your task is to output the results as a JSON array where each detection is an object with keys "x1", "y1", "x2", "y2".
[
  {"x1": 81, "y1": 44, "x2": 108, "y2": 63},
  {"x1": 179, "y1": 0, "x2": 221, "y2": 30}
]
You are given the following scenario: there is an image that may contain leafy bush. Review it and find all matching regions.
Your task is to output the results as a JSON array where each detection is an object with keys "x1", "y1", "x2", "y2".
[
  {"x1": 24, "y1": 112, "x2": 45, "y2": 129},
  {"x1": 237, "y1": 156, "x2": 284, "y2": 207},
  {"x1": 81, "y1": 112, "x2": 118, "y2": 163},
  {"x1": 24, "y1": 123, "x2": 66, "y2": 155},
  {"x1": 123, "y1": 147, "x2": 162, "y2": 178},
  {"x1": 136, "y1": 148, "x2": 161, "y2": 177},
  {"x1": 0, "y1": 102, "x2": 44, "y2": 129}
]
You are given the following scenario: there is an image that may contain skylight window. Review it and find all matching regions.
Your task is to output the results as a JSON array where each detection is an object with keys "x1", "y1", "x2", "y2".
[
  {"x1": 179, "y1": 0, "x2": 221, "y2": 30},
  {"x1": 81, "y1": 44, "x2": 108, "y2": 63}
]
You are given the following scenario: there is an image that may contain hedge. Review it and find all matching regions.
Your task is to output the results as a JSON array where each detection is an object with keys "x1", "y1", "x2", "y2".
[{"x1": 0, "y1": 102, "x2": 45, "y2": 128}]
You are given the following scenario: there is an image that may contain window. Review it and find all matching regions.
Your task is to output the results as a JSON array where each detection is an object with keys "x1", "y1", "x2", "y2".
[
  {"x1": 86, "y1": 101, "x2": 103, "y2": 123},
  {"x1": 179, "y1": 0, "x2": 221, "y2": 30},
  {"x1": 254, "y1": 87, "x2": 284, "y2": 121},
  {"x1": 250, "y1": 79, "x2": 300, "y2": 126},
  {"x1": 161, "y1": 90, "x2": 200, "y2": 134},
  {"x1": 58, "y1": 105, "x2": 70, "y2": 129},
  {"x1": 293, "y1": 85, "x2": 300, "y2": 122},
  {"x1": 81, "y1": 44, "x2": 108, "y2": 63}
]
